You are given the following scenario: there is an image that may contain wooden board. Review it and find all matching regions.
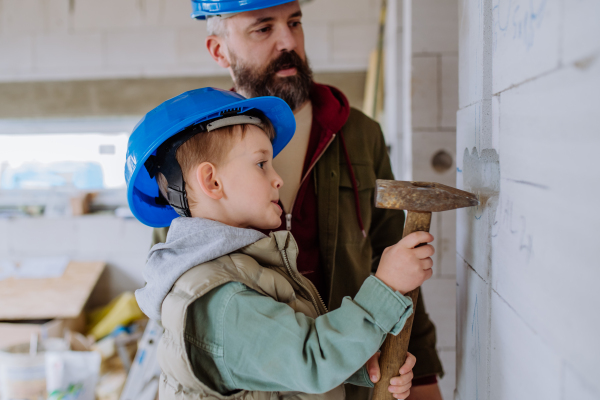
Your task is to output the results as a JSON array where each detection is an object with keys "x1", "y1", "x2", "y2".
[{"x1": 0, "y1": 261, "x2": 105, "y2": 320}]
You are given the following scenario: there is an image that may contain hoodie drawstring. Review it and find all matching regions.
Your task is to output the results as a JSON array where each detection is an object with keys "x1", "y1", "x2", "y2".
[{"x1": 338, "y1": 131, "x2": 367, "y2": 238}]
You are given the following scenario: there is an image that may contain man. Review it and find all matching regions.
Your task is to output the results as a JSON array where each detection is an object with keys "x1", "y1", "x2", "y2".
[{"x1": 153, "y1": 1, "x2": 444, "y2": 398}]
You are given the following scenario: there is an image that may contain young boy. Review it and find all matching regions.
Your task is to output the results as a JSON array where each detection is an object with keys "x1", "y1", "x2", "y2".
[{"x1": 125, "y1": 87, "x2": 435, "y2": 400}]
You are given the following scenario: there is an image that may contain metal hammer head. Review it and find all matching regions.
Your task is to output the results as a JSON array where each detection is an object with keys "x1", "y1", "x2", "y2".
[{"x1": 375, "y1": 180, "x2": 479, "y2": 212}]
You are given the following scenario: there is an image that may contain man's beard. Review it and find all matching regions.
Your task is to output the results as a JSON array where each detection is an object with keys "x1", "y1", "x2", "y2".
[{"x1": 230, "y1": 50, "x2": 313, "y2": 110}]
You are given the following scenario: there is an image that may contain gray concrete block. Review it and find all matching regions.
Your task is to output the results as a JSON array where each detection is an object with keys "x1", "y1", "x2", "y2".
[{"x1": 413, "y1": 0, "x2": 459, "y2": 53}]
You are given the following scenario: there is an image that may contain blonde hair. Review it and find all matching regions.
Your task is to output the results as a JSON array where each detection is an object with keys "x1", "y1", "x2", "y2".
[{"x1": 157, "y1": 111, "x2": 275, "y2": 204}]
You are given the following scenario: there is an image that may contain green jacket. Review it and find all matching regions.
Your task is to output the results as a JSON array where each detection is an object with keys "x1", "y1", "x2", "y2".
[{"x1": 152, "y1": 102, "x2": 443, "y2": 382}]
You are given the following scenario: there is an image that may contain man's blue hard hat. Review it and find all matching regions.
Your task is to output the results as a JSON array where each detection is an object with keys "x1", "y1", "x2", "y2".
[
  {"x1": 191, "y1": 0, "x2": 296, "y2": 20},
  {"x1": 125, "y1": 87, "x2": 296, "y2": 228}
]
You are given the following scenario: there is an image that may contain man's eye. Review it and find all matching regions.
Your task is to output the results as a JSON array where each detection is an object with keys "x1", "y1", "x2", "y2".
[
  {"x1": 290, "y1": 21, "x2": 302, "y2": 28},
  {"x1": 256, "y1": 26, "x2": 271, "y2": 33}
]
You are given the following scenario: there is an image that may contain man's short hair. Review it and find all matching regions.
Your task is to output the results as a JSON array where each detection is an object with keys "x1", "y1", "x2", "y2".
[
  {"x1": 207, "y1": 16, "x2": 227, "y2": 37},
  {"x1": 157, "y1": 110, "x2": 275, "y2": 201}
]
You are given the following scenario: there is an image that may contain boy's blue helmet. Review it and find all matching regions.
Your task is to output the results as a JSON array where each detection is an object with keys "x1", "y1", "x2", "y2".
[
  {"x1": 191, "y1": 0, "x2": 296, "y2": 19},
  {"x1": 125, "y1": 87, "x2": 295, "y2": 228}
]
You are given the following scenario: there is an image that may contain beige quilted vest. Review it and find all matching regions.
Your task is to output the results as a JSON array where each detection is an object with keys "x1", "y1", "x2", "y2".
[{"x1": 158, "y1": 230, "x2": 345, "y2": 400}]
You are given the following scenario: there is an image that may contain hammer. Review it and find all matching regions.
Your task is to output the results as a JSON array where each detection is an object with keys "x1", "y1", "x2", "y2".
[{"x1": 371, "y1": 180, "x2": 478, "y2": 400}]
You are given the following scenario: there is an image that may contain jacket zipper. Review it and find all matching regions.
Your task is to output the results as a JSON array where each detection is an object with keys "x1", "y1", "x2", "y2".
[
  {"x1": 280, "y1": 247, "x2": 328, "y2": 314},
  {"x1": 284, "y1": 134, "x2": 337, "y2": 231}
]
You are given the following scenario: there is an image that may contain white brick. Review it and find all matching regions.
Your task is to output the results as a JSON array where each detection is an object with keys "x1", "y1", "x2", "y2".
[
  {"x1": 120, "y1": 219, "x2": 154, "y2": 257},
  {"x1": 456, "y1": 100, "x2": 493, "y2": 166},
  {"x1": 412, "y1": 56, "x2": 438, "y2": 129},
  {"x1": 303, "y1": 23, "x2": 329, "y2": 65},
  {"x1": 0, "y1": 219, "x2": 9, "y2": 258},
  {"x1": 0, "y1": 35, "x2": 33, "y2": 73},
  {"x1": 421, "y1": 278, "x2": 456, "y2": 349},
  {"x1": 499, "y1": 62, "x2": 600, "y2": 190},
  {"x1": 73, "y1": 216, "x2": 122, "y2": 258},
  {"x1": 301, "y1": 0, "x2": 378, "y2": 24},
  {"x1": 34, "y1": 32, "x2": 103, "y2": 70},
  {"x1": 491, "y1": 94, "x2": 500, "y2": 151},
  {"x1": 8, "y1": 218, "x2": 77, "y2": 257},
  {"x1": 413, "y1": 131, "x2": 456, "y2": 186},
  {"x1": 105, "y1": 30, "x2": 177, "y2": 68},
  {"x1": 456, "y1": 256, "x2": 490, "y2": 400},
  {"x1": 43, "y1": 0, "x2": 70, "y2": 33},
  {"x1": 331, "y1": 22, "x2": 377, "y2": 66},
  {"x1": 72, "y1": 0, "x2": 143, "y2": 31},
  {"x1": 458, "y1": 0, "x2": 490, "y2": 108},
  {"x1": 564, "y1": 365, "x2": 600, "y2": 400},
  {"x1": 489, "y1": 292, "x2": 561, "y2": 400},
  {"x1": 413, "y1": 0, "x2": 459, "y2": 53},
  {"x1": 491, "y1": 177, "x2": 600, "y2": 387},
  {"x1": 441, "y1": 55, "x2": 458, "y2": 128},
  {"x1": 175, "y1": 27, "x2": 213, "y2": 65},
  {"x1": 563, "y1": 0, "x2": 600, "y2": 65},
  {"x1": 160, "y1": 0, "x2": 199, "y2": 29},
  {"x1": 438, "y1": 210, "x2": 456, "y2": 277},
  {"x1": 491, "y1": 0, "x2": 560, "y2": 93},
  {"x1": 437, "y1": 349, "x2": 456, "y2": 400},
  {"x1": 0, "y1": 0, "x2": 45, "y2": 34}
]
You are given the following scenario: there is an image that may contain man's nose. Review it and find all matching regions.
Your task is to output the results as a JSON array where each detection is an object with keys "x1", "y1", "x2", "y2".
[{"x1": 275, "y1": 25, "x2": 298, "y2": 53}]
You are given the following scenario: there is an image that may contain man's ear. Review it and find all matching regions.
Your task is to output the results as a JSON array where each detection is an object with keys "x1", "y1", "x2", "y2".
[
  {"x1": 195, "y1": 162, "x2": 223, "y2": 200},
  {"x1": 206, "y1": 35, "x2": 231, "y2": 69}
]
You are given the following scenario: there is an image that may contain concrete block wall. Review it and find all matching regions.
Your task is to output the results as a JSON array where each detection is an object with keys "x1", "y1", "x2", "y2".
[
  {"x1": 0, "y1": 215, "x2": 153, "y2": 308},
  {"x1": 409, "y1": 0, "x2": 459, "y2": 397},
  {"x1": 0, "y1": 0, "x2": 381, "y2": 82},
  {"x1": 456, "y1": 0, "x2": 600, "y2": 398}
]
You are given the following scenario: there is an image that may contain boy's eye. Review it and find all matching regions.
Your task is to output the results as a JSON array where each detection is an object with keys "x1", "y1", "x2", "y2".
[{"x1": 257, "y1": 161, "x2": 265, "y2": 169}]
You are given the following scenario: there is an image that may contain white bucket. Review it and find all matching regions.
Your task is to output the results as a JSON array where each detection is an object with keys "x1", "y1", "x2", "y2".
[{"x1": 0, "y1": 343, "x2": 46, "y2": 400}]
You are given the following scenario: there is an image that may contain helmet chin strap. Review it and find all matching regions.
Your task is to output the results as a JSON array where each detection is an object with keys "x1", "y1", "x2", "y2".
[{"x1": 144, "y1": 114, "x2": 263, "y2": 218}]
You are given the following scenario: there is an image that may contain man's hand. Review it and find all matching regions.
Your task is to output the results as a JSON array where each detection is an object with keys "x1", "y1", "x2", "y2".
[{"x1": 367, "y1": 352, "x2": 416, "y2": 400}]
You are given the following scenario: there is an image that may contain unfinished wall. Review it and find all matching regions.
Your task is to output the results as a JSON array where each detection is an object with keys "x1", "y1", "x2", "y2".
[
  {"x1": 456, "y1": 0, "x2": 600, "y2": 398},
  {"x1": 0, "y1": 0, "x2": 381, "y2": 81},
  {"x1": 407, "y1": 0, "x2": 459, "y2": 398}
]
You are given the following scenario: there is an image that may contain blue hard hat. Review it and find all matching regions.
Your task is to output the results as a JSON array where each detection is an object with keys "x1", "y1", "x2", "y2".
[
  {"x1": 125, "y1": 87, "x2": 296, "y2": 228},
  {"x1": 191, "y1": 0, "x2": 296, "y2": 19}
]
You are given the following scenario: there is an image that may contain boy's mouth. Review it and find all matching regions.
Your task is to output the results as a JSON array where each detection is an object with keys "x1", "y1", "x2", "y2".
[{"x1": 271, "y1": 200, "x2": 282, "y2": 213}]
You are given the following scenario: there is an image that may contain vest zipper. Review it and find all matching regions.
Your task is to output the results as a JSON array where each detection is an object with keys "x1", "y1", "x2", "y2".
[
  {"x1": 280, "y1": 247, "x2": 328, "y2": 314},
  {"x1": 284, "y1": 134, "x2": 337, "y2": 231}
]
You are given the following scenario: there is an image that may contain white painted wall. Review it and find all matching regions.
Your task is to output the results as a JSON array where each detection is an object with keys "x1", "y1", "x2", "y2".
[
  {"x1": 456, "y1": 0, "x2": 600, "y2": 398},
  {"x1": 0, "y1": 0, "x2": 381, "y2": 82}
]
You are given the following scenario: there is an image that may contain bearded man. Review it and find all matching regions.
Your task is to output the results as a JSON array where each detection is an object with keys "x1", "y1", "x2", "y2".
[{"x1": 152, "y1": 1, "x2": 444, "y2": 399}]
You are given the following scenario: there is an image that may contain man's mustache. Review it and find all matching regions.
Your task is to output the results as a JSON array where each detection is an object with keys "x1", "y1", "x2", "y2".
[{"x1": 265, "y1": 51, "x2": 305, "y2": 76}]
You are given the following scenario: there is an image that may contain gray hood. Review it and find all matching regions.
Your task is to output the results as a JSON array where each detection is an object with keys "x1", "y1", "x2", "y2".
[{"x1": 136, "y1": 217, "x2": 267, "y2": 321}]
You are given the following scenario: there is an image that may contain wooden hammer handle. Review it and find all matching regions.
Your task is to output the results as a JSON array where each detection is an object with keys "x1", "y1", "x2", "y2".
[{"x1": 372, "y1": 211, "x2": 432, "y2": 400}]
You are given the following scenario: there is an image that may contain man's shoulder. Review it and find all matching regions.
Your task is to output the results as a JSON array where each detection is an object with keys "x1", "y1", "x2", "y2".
[{"x1": 345, "y1": 107, "x2": 382, "y2": 130}]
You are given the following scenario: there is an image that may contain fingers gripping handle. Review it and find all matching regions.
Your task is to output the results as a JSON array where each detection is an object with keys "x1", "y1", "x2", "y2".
[{"x1": 372, "y1": 211, "x2": 432, "y2": 400}]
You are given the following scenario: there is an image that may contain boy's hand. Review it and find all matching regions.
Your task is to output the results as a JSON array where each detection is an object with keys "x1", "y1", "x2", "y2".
[
  {"x1": 367, "y1": 351, "x2": 416, "y2": 399},
  {"x1": 375, "y1": 232, "x2": 434, "y2": 295}
]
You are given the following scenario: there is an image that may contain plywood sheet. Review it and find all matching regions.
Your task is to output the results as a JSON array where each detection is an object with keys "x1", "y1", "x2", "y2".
[{"x1": 0, "y1": 261, "x2": 105, "y2": 320}]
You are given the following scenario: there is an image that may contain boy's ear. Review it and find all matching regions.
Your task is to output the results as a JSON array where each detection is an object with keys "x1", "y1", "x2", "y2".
[
  {"x1": 206, "y1": 36, "x2": 231, "y2": 69},
  {"x1": 196, "y1": 162, "x2": 223, "y2": 200}
]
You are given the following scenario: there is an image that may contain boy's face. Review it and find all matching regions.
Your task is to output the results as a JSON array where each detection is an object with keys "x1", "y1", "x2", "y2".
[{"x1": 217, "y1": 125, "x2": 284, "y2": 229}]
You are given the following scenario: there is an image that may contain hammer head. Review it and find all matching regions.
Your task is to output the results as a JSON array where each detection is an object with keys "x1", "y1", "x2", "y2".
[{"x1": 375, "y1": 180, "x2": 479, "y2": 212}]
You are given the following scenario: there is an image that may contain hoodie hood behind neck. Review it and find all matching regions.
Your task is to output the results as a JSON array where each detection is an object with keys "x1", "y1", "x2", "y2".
[{"x1": 136, "y1": 217, "x2": 267, "y2": 321}]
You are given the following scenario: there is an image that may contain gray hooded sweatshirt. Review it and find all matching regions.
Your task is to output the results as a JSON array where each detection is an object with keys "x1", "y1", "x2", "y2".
[{"x1": 135, "y1": 217, "x2": 266, "y2": 321}]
